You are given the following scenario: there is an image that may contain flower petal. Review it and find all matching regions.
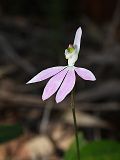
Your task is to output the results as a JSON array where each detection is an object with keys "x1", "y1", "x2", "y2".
[
  {"x1": 56, "y1": 69, "x2": 76, "y2": 103},
  {"x1": 75, "y1": 67, "x2": 96, "y2": 81},
  {"x1": 27, "y1": 66, "x2": 66, "y2": 84},
  {"x1": 73, "y1": 27, "x2": 82, "y2": 53},
  {"x1": 42, "y1": 68, "x2": 68, "y2": 101}
]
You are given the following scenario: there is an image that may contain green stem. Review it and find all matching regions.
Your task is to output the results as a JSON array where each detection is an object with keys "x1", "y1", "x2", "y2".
[{"x1": 71, "y1": 90, "x2": 80, "y2": 160}]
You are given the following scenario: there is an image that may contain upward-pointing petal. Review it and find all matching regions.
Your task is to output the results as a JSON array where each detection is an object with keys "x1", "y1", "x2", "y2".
[
  {"x1": 75, "y1": 67, "x2": 96, "y2": 81},
  {"x1": 26, "y1": 66, "x2": 66, "y2": 84},
  {"x1": 73, "y1": 27, "x2": 82, "y2": 53},
  {"x1": 42, "y1": 68, "x2": 68, "y2": 101},
  {"x1": 56, "y1": 68, "x2": 76, "y2": 103}
]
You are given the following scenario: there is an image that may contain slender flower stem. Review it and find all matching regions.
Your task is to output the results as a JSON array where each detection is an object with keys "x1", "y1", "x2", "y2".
[{"x1": 71, "y1": 89, "x2": 80, "y2": 160}]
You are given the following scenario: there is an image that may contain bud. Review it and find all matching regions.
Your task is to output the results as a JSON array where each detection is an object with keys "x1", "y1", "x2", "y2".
[{"x1": 67, "y1": 44, "x2": 75, "y2": 53}]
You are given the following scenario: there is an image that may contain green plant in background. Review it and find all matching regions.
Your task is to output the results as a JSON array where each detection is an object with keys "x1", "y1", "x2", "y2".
[
  {"x1": 64, "y1": 136, "x2": 120, "y2": 160},
  {"x1": 64, "y1": 133, "x2": 87, "y2": 160},
  {"x1": 0, "y1": 123, "x2": 23, "y2": 144}
]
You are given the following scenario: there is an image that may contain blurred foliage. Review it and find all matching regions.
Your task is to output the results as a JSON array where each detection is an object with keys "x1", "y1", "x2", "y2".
[
  {"x1": 64, "y1": 135, "x2": 120, "y2": 160},
  {"x1": 64, "y1": 133, "x2": 87, "y2": 160},
  {"x1": 0, "y1": 123, "x2": 23, "y2": 144}
]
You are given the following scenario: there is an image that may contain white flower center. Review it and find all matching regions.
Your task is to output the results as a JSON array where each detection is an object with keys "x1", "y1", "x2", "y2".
[{"x1": 65, "y1": 44, "x2": 78, "y2": 66}]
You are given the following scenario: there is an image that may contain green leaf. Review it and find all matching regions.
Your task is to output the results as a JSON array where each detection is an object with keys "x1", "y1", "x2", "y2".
[
  {"x1": 0, "y1": 123, "x2": 23, "y2": 144},
  {"x1": 64, "y1": 133, "x2": 86, "y2": 160},
  {"x1": 64, "y1": 139, "x2": 120, "y2": 160},
  {"x1": 81, "y1": 140, "x2": 120, "y2": 160}
]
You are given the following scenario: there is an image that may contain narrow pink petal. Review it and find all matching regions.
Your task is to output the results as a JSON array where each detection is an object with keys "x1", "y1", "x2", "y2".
[
  {"x1": 75, "y1": 67, "x2": 96, "y2": 81},
  {"x1": 56, "y1": 69, "x2": 76, "y2": 103},
  {"x1": 42, "y1": 68, "x2": 68, "y2": 101},
  {"x1": 27, "y1": 66, "x2": 66, "y2": 84},
  {"x1": 73, "y1": 27, "x2": 82, "y2": 53}
]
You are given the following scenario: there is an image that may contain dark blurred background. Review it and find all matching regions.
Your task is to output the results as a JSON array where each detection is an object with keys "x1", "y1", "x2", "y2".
[{"x1": 0, "y1": 0, "x2": 120, "y2": 159}]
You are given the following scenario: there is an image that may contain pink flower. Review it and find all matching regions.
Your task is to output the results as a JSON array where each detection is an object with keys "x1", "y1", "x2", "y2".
[{"x1": 27, "y1": 27, "x2": 96, "y2": 103}]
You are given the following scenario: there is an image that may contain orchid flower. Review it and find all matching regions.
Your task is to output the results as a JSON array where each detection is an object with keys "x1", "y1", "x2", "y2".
[{"x1": 27, "y1": 27, "x2": 96, "y2": 103}]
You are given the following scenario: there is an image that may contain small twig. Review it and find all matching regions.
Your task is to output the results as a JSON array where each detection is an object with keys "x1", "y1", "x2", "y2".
[
  {"x1": 40, "y1": 100, "x2": 53, "y2": 133},
  {"x1": 0, "y1": 34, "x2": 36, "y2": 75},
  {"x1": 76, "y1": 80, "x2": 120, "y2": 102},
  {"x1": 0, "y1": 65, "x2": 16, "y2": 78}
]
